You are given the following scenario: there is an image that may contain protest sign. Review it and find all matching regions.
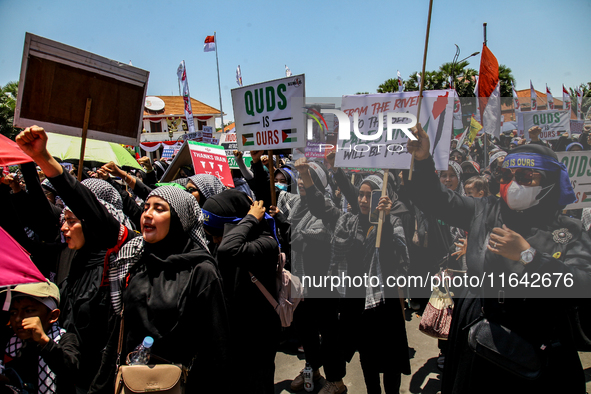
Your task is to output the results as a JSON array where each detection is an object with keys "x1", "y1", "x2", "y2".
[
  {"x1": 333, "y1": 90, "x2": 456, "y2": 170},
  {"x1": 232, "y1": 74, "x2": 306, "y2": 150},
  {"x1": 14, "y1": 33, "x2": 149, "y2": 146},
  {"x1": 188, "y1": 141, "x2": 234, "y2": 188},
  {"x1": 220, "y1": 132, "x2": 251, "y2": 169},
  {"x1": 557, "y1": 151, "x2": 591, "y2": 209},
  {"x1": 519, "y1": 110, "x2": 570, "y2": 140}
]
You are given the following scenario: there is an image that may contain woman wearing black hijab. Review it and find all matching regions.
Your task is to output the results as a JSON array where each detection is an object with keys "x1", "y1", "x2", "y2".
[{"x1": 201, "y1": 190, "x2": 281, "y2": 394}]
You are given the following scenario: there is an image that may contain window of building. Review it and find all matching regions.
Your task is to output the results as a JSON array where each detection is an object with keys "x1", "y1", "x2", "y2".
[
  {"x1": 198, "y1": 120, "x2": 207, "y2": 130},
  {"x1": 150, "y1": 121, "x2": 162, "y2": 133}
]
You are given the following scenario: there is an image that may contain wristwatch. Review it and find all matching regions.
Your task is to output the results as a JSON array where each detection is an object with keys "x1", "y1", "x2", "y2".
[{"x1": 519, "y1": 247, "x2": 536, "y2": 265}]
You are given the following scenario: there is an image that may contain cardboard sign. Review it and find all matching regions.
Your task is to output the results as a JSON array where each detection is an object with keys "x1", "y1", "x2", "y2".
[
  {"x1": 520, "y1": 110, "x2": 570, "y2": 140},
  {"x1": 188, "y1": 141, "x2": 234, "y2": 188},
  {"x1": 232, "y1": 74, "x2": 306, "y2": 150},
  {"x1": 557, "y1": 151, "x2": 591, "y2": 209},
  {"x1": 14, "y1": 33, "x2": 149, "y2": 146},
  {"x1": 334, "y1": 90, "x2": 456, "y2": 170}
]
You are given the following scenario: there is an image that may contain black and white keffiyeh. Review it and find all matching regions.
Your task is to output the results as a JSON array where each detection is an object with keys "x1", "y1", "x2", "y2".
[
  {"x1": 582, "y1": 208, "x2": 591, "y2": 232},
  {"x1": 80, "y1": 179, "x2": 135, "y2": 231},
  {"x1": 188, "y1": 174, "x2": 227, "y2": 201},
  {"x1": 109, "y1": 186, "x2": 209, "y2": 314},
  {"x1": 5, "y1": 323, "x2": 66, "y2": 394}
]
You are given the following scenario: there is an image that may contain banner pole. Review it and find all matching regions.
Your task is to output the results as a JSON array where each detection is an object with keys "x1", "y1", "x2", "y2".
[
  {"x1": 409, "y1": 0, "x2": 434, "y2": 181},
  {"x1": 77, "y1": 98, "x2": 92, "y2": 181},
  {"x1": 375, "y1": 169, "x2": 389, "y2": 248},
  {"x1": 214, "y1": 32, "x2": 225, "y2": 132},
  {"x1": 268, "y1": 150, "x2": 277, "y2": 207}
]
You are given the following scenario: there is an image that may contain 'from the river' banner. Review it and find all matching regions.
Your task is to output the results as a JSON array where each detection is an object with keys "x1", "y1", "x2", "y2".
[
  {"x1": 333, "y1": 90, "x2": 456, "y2": 170},
  {"x1": 232, "y1": 74, "x2": 306, "y2": 150}
]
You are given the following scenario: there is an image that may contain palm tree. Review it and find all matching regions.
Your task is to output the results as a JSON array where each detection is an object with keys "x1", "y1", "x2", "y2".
[
  {"x1": 498, "y1": 64, "x2": 515, "y2": 98},
  {"x1": 377, "y1": 78, "x2": 400, "y2": 93},
  {"x1": 0, "y1": 81, "x2": 19, "y2": 139}
]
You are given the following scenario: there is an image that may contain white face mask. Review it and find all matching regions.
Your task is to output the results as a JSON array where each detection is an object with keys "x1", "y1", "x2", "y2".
[{"x1": 502, "y1": 181, "x2": 553, "y2": 211}]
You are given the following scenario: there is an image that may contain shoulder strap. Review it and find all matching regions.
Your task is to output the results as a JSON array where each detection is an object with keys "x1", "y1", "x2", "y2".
[
  {"x1": 249, "y1": 272, "x2": 279, "y2": 310},
  {"x1": 116, "y1": 309, "x2": 125, "y2": 371}
]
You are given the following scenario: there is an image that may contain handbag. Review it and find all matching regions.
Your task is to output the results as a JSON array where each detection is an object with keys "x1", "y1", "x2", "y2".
[
  {"x1": 114, "y1": 311, "x2": 188, "y2": 393},
  {"x1": 419, "y1": 274, "x2": 453, "y2": 339},
  {"x1": 468, "y1": 318, "x2": 543, "y2": 380}
]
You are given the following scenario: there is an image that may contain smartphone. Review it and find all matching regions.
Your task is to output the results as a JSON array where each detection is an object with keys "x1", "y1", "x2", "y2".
[{"x1": 369, "y1": 190, "x2": 382, "y2": 224}]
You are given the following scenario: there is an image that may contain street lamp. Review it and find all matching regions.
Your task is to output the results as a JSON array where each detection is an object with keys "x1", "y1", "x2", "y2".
[{"x1": 450, "y1": 44, "x2": 480, "y2": 90}]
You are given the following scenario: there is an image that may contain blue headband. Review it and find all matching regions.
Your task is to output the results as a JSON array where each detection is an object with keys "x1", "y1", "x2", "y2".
[
  {"x1": 566, "y1": 142, "x2": 583, "y2": 152},
  {"x1": 281, "y1": 167, "x2": 295, "y2": 182},
  {"x1": 201, "y1": 209, "x2": 281, "y2": 248},
  {"x1": 502, "y1": 152, "x2": 576, "y2": 206}
]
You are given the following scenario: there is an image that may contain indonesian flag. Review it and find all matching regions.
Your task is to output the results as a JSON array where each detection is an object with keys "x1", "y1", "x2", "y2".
[
  {"x1": 285, "y1": 65, "x2": 292, "y2": 77},
  {"x1": 530, "y1": 80, "x2": 537, "y2": 111},
  {"x1": 563, "y1": 85, "x2": 571, "y2": 112},
  {"x1": 236, "y1": 65, "x2": 243, "y2": 87},
  {"x1": 204, "y1": 35, "x2": 215, "y2": 52},
  {"x1": 397, "y1": 70, "x2": 404, "y2": 92},
  {"x1": 512, "y1": 82, "x2": 520, "y2": 112},
  {"x1": 577, "y1": 88, "x2": 583, "y2": 118},
  {"x1": 477, "y1": 44, "x2": 500, "y2": 137},
  {"x1": 546, "y1": 84, "x2": 554, "y2": 110}
]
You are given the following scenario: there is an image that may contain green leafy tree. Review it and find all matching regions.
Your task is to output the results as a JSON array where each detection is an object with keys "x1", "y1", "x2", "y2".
[
  {"x1": 0, "y1": 81, "x2": 19, "y2": 139},
  {"x1": 498, "y1": 64, "x2": 515, "y2": 97},
  {"x1": 376, "y1": 79, "x2": 400, "y2": 93},
  {"x1": 568, "y1": 83, "x2": 591, "y2": 119}
]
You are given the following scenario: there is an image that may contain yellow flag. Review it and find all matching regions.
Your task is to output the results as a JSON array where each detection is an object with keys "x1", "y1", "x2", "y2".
[{"x1": 467, "y1": 116, "x2": 483, "y2": 144}]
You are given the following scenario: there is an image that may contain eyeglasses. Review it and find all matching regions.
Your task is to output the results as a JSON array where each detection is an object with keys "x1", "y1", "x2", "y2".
[{"x1": 493, "y1": 168, "x2": 538, "y2": 186}]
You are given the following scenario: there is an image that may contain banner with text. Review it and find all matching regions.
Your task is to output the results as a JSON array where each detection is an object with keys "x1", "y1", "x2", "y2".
[
  {"x1": 220, "y1": 132, "x2": 252, "y2": 169},
  {"x1": 557, "y1": 151, "x2": 591, "y2": 209},
  {"x1": 188, "y1": 141, "x2": 234, "y2": 188},
  {"x1": 232, "y1": 74, "x2": 306, "y2": 150},
  {"x1": 333, "y1": 90, "x2": 456, "y2": 170},
  {"x1": 520, "y1": 110, "x2": 570, "y2": 140}
]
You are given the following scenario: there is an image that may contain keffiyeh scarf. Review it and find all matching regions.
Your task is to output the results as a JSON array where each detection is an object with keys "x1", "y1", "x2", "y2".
[
  {"x1": 188, "y1": 174, "x2": 227, "y2": 201},
  {"x1": 5, "y1": 323, "x2": 66, "y2": 394},
  {"x1": 81, "y1": 179, "x2": 135, "y2": 232}
]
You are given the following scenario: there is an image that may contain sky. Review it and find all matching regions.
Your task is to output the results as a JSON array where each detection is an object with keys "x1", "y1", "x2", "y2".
[{"x1": 1, "y1": 0, "x2": 590, "y2": 128}]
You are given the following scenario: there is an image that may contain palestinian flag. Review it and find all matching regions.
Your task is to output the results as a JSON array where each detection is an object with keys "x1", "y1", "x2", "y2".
[
  {"x1": 282, "y1": 129, "x2": 297, "y2": 143},
  {"x1": 242, "y1": 133, "x2": 254, "y2": 146}
]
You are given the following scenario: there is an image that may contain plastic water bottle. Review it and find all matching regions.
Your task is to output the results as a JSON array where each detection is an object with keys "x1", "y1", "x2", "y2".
[
  {"x1": 128, "y1": 336, "x2": 154, "y2": 365},
  {"x1": 303, "y1": 363, "x2": 314, "y2": 392}
]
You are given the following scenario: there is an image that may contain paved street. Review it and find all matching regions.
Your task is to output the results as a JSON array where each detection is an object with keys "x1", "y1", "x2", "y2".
[{"x1": 275, "y1": 308, "x2": 591, "y2": 393}]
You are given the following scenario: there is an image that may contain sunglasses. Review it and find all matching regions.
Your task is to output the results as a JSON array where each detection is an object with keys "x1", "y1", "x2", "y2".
[{"x1": 493, "y1": 168, "x2": 538, "y2": 186}]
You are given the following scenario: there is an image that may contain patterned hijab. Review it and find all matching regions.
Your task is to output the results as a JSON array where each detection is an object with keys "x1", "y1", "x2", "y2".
[
  {"x1": 80, "y1": 178, "x2": 135, "y2": 231},
  {"x1": 109, "y1": 186, "x2": 209, "y2": 313},
  {"x1": 438, "y1": 161, "x2": 465, "y2": 196},
  {"x1": 188, "y1": 174, "x2": 227, "y2": 203}
]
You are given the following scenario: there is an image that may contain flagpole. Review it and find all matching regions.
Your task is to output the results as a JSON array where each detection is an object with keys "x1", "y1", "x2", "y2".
[
  {"x1": 482, "y1": 23, "x2": 488, "y2": 168},
  {"x1": 408, "y1": 0, "x2": 433, "y2": 181},
  {"x1": 214, "y1": 31, "x2": 225, "y2": 132}
]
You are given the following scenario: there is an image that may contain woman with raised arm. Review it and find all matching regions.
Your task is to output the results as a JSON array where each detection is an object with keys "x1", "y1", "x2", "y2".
[{"x1": 406, "y1": 123, "x2": 591, "y2": 394}]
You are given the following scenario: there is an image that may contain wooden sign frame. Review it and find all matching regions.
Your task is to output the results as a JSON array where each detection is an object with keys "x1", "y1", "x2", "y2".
[{"x1": 14, "y1": 33, "x2": 149, "y2": 146}]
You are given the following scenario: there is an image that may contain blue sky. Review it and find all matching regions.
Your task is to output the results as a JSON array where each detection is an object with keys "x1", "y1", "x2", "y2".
[{"x1": 1, "y1": 0, "x2": 589, "y2": 127}]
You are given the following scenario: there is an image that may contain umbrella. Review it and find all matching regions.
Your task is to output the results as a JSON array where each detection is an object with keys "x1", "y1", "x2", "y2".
[
  {"x1": 0, "y1": 133, "x2": 33, "y2": 167},
  {"x1": 46, "y1": 132, "x2": 142, "y2": 170},
  {"x1": 0, "y1": 226, "x2": 45, "y2": 288}
]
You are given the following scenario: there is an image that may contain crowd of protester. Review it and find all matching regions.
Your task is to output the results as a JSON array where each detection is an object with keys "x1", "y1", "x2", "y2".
[{"x1": 1, "y1": 123, "x2": 590, "y2": 394}]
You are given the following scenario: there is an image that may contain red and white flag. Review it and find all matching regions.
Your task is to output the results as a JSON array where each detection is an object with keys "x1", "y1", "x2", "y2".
[
  {"x1": 285, "y1": 65, "x2": 292, "y2": 77},
  {"x1": 397, "y1": 70, "x2": 404, "y2": 92},
  {"x1": 530, "y1": 80, "x2": 537, "y2": 111},
  {"x1": 204, "y1": 35, "x2": 215, "y2": 52},
  {"x1": 511, "y1": 82, "x2": 520, "y2": 112},
  {"x1": 473, "y1": 76, "x2": 481, "y2": 122},
  {"x1": 236, "y1": 65, "x2": 243, "y2": 87},
  {"x1": 546, "y1": 84, "x2": 554, "y2": 110},
  {"x1": 477, "y1": 44, "x2": 500, "y2": 137},
  {"x1": 563, "y1": 85, "x2": 571, "y2": 112}
]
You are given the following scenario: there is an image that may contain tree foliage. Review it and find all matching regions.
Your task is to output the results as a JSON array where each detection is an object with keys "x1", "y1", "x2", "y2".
[{"x1": 0, "y1": 81, "x2": 19, "y2": 139}]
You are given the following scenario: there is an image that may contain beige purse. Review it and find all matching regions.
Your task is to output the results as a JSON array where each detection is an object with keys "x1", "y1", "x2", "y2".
[{"x1": 115, "y1": 311, "x2": 188, "y2": 393}]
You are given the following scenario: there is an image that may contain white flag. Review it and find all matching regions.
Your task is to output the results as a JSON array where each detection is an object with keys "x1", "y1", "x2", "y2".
[
  {"x1": 285, "y1": 65, "x2": 292, "y2": 77},
  {"x1": 236, "y1": 65, "x2": 243, "y2": 87},
  {"x1": 416, "y1": 72, "x2": 421, "y2": 89},
  {"x1": 512, "y1": 82, "x2": 520, "y2": 112},
  {"x1": 563, "y1": 85, "x2": 571, "y2": 112},
  {"x1": 577, "y1": 88, "x2": 583, "y2": 118},
  {"x1": 177, "y1": 61, "x2": 199, "y2": 140},
  {"x1": 546, "y1": 84, "x2": 554, "y2": 110},
  {"x1": 397, "y1": 70, "x2": 404, "y2": 92},
  {"x1": 530, "y1": 80, "x2": 537, "y2": 111}
]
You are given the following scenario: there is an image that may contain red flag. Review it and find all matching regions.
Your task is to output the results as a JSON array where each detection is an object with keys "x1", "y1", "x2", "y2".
[
  {"x1": 477, "y1": 45, "x2": 501, "y2": 137},
  {"x1": 0, "y1": 226, "x2": 45, "y2": 287},
  {"x1": 0, "y1": 134, "x2": 33, "y2": 167}
]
